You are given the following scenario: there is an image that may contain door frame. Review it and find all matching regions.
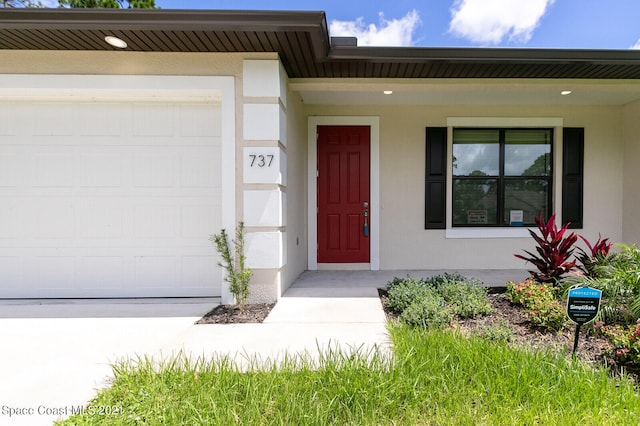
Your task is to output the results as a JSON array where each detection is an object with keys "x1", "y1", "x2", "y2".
[{"x1": 308, "y1": 116, "x2": 380, "y2": 270}]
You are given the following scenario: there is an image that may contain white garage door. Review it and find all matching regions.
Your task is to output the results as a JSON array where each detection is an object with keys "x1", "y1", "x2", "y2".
[{"x1": 0, "y1": 99, "x2": 222, "y2": 298}]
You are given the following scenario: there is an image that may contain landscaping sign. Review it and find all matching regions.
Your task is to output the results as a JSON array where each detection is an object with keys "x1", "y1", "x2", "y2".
[
  {"x1": 566, "y1": 286, "x2": 602, "y2": 325},
  {"x1": 566, "y1": 285, "x2": 602, "y2": 355}
]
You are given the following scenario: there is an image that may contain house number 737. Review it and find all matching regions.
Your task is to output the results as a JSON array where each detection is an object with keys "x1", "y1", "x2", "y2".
[{"x1": 249, "y1": 154, "x2": 274, "y2": 168}]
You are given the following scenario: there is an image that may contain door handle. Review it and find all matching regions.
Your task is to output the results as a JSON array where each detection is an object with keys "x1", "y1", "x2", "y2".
[{"x1": 363, "y1": 202, "x2": 369, "y2": 237}]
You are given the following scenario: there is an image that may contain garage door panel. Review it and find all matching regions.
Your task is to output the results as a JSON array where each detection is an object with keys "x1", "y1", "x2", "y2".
[
  {"x1": 180, "y1": 104, "x2": 221, "y2": 137},
  {"x1": 35, "y1": 148, "x2": 75, "y2": 187},
  {"x1": 134, "y1": 256, "x2": 176, "y2": 287},
  {"x1": 35, "y1": 257, "x2": 76, "y2": 288},
  {"x1": 0, "y1": 149, "x2": 21, "y2": 186},
  {"x1": 182, "y1": 256, "x2": 218, "y2": 288},
  {"x1": 76, "y1": 257, "x2": 124, "y2": 289},
  {"x1": 78, "y1": 103, "x2": 125, "y2": 137},
  {"x1": 0, "y1": 205, "x2": 19, "y2": 238},
  {"x1": 38, "y1": 201, "x2": 75, "y2": 238},
  {"x1": 80, "y1": 150, "x2": 125, "y2": 187},
  {"x1": 133, "y1": 103, "x2": 176, "y2": 137},
  {"x1": 134, "y1": 150, "x2": 176, "y2": 187},
  {"x1": 134, "y1": 204, "x2": 176, "y2": 238},
  {"x1": 181, "y1": 203, "x2": 219, "y2": 238},
  {"x1": 0, "y1": 104, "x2": 15, "y2": 135},
  {"x1": 0, "y1": 257, "x2": 21, "y2": 283},
  {"x1": 76, "y1": 200, "x2": 123, "y2": 238},
  {"x1": 0, "y1": 99, "x2": 222, "y2": 298},
  {"x1": 180, "y1": 147, "x2": 220, "y2": 187},
  {"x1": 32, "y1": 103, "x2": 75, "y2": 136}
]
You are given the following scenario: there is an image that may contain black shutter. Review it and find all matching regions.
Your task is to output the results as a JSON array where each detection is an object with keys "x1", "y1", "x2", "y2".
[
  {"x1": 425, "y1": 127, "x2": 447, "y2": 229},
  {"x1": 562, "y1": 128, "x2": 584, "y2": 229}
]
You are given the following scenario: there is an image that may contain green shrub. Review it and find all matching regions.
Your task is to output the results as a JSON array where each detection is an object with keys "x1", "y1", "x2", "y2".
[
  {"x1": 563, "y1": 244, "x2": 640, "y2": 325},
  {"x1": 596, "y1": 319, "x2": 640, "y2": 365},
  {"x1": 421, "y1": 272, "x2": 468, "y2": 289},
  {"x1": 506, "y1": 280, "x2": 566, "y2": 331},
  {"x1": 477, "y1": 319, "x2": 515, "y2": 343},
  {"x1": 386, "y1": 276, "x2": 410, "y2": 292},
  {"x1": 527, "y1": 297, "x2": 566, "y2": 331},
  {"x1": 400, "y1": 292, "x2": 453, "y2": 328},
  {"x1": 386, "y1": 274, "x2": 493, "y2": 328},
  {"x1": 506, "y1": 280, "x2": 556, "y2": 306},
  {"x1": 386, "y1": 277, "x2": 433, "y2": 313},
  {"x1": 438, "y1": 278, "x2": 494, "y2": 318}
]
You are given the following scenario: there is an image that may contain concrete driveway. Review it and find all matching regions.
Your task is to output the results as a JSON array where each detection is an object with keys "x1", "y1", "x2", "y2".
[
  {"x1": 0, "y1": 300, "x2": 215, "y2": 425},
  {"x1": 0, "y1": 287, "x2": 390, "y2": 425}
]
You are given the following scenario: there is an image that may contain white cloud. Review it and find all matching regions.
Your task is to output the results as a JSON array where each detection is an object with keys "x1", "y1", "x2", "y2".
[
  {"x1": 449, "y1": 0, "x2": 555, "y2": 45},
  {"x1": 329, "y1": 10, "x2": 421, "y2": 47},
  {"x1": 631, "y1": 39, "x2": 640, "y2": 49}
]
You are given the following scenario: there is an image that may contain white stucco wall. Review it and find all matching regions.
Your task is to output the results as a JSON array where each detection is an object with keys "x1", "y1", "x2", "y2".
[
  {"x1": 623, "y1": 99, "x2": 640, "y2": 245},
  {"x1": 305, "y1": 103, "x2": 625, "y2": 270},
  {"x1": 282, "y1": 86, "x2": 309, "y2": 291}
]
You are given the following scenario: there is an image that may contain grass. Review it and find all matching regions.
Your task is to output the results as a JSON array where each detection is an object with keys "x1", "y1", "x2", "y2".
[{"x1": 57, "y1": 324, "x2": 640, "y2": 426}]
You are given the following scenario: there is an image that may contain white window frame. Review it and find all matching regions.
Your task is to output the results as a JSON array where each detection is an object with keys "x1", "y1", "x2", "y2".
[{"x1": 445, "y1": 117, "x2": 563, "y2": 239}]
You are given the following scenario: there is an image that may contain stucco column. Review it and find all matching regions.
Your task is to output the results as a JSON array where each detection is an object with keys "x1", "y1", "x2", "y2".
[{"x1": 241, "y1": 59, "x2": 288, "y2": 303}]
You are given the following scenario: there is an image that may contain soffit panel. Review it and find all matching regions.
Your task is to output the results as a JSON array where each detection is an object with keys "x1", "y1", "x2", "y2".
[{"x1": 2, "y1": 9, "x2": 640, "y2": 80}]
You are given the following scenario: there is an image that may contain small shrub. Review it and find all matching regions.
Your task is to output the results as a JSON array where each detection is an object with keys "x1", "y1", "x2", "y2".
[
  {"x1": 438, "y1": 278, "x2": 494, "y2": 319},
  {"x1": 386, "y1": 276, "x2": 410, "y2": 292},
  {"x1": 421, "y1": 272, "x2": 468, "y2": 290},
  {"x1": 400, "y1": 293, "x2": 453, "y2": 328},
  {"x1": 477, "y1": 319, "x2": 514, "y2": 343},
  {"x1": 386, "y1": 274, "x2": 493, "y2": 328},
  {"x1": 506, "y1": 280, "x2": 556, "y2": 306},
  {"x1": 596, "y1": 319, "x2": 640, "y2": 365},
  {"x1": 527, "y1": 298, "x2": 566, "y2": 331},
  {"x1": 210, "y1": 222, "x2": 252, "y2": 308},
  {"x1": 506, "y1": 280, "x2": 566, "y2": 331},
  {"x1": 386, "y1": 278, "x2": 433, "y2": 314}
]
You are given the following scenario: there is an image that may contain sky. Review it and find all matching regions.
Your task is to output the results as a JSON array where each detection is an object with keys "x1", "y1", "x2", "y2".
[{"x1": 152, "y1": 0, "x2": 640, "y2": 49}]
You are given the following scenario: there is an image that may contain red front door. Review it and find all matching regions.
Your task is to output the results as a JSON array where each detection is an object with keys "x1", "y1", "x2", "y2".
[{"x1": 317, "y1": 125, "x2": 370, "y2": 263}]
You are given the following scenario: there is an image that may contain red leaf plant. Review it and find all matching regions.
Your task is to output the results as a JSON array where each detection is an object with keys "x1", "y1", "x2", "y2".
[
  {"x1": 514, "y1": 213, "x2": 578, "y2": 284},
  {"x1": 576, "y1": 234, "x2": 613, "y2": 277}
]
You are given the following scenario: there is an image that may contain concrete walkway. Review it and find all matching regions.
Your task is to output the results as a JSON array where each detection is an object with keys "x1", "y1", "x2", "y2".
[
  {"x1": 0, "y1": 269, "x2": 524, "y2": 425},
  {"x1": 0, "y1": 273, "x2": 389, "y2": 425}
]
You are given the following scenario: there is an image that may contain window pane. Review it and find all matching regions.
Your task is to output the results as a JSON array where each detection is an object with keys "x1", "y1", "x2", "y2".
[
  {"x1": 452, "y1": 129, "x2": 499, "y2": 176},
  {"x1": 504, "y1": 129, "x2": 552, "y2": 176},
  {"x1": 452, "y1": 179, "x2": 498, "y2": 225},
  {"x1": 503, "y1": 179, "x2": 549, "y2": 225}
]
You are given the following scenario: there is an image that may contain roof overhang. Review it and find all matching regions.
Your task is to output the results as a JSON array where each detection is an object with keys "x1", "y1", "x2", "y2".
[{"x1": 3, "y1": 8, "x2": 640, "y2": 81}]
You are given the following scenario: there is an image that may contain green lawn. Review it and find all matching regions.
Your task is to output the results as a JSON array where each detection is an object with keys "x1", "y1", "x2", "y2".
[{"x1": 58, "y1": 324, "x2": 640, "y2": 425}]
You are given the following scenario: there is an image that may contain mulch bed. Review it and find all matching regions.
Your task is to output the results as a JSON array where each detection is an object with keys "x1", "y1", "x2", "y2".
[
  {"x1": 195, "y1": 303, "x2": 275, "y2": 324},
  {"x1": 460, "y1": 291, "x2": 610, "y2": 365},
  {"x1": 380, "y1": 287, "x2": 638, "y2": 382}
]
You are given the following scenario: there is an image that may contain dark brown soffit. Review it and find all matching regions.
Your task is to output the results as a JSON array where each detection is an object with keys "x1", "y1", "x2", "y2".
[{"x1": 2, "y1": 8, "x2": 640, "y2": 79}]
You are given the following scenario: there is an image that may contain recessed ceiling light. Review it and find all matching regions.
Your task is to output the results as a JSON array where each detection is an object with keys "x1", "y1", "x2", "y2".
[
  {"x1": 105, "y1": 35, "x2": 127, "y2": 49},
  {"x1": 383, "y1": 90, "x2": 393, "y2": 95},
  {"x1": 561, "y1": 90, "x2": 572, "y2": 96}
]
